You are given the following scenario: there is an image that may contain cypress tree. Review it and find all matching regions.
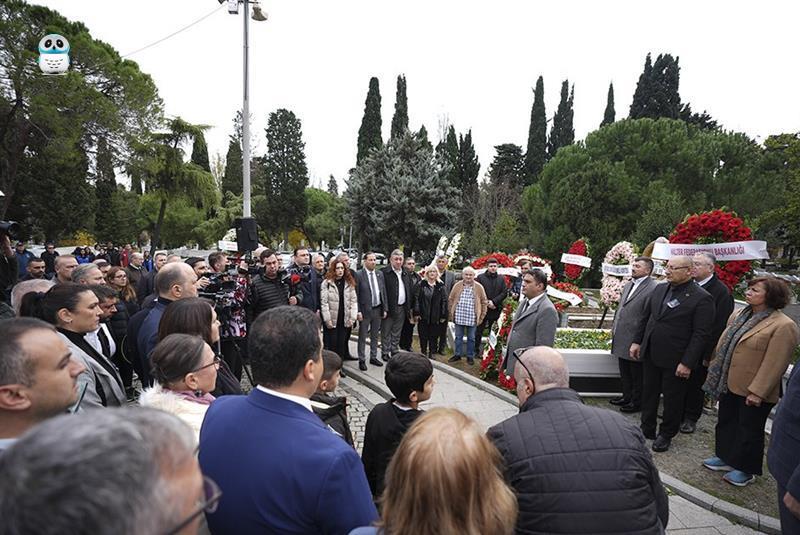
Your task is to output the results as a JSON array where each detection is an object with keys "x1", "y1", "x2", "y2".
[
  {"x1": 328, "y1": 174, "x2": 338, "y2": 197},
  {"x1": 222, "y1": 137, "x2": 243, "y2": 195},
  {"x1": 601, "y1": 82, "x2": 615, "y2": 127},
  {"x1": 437, "y1": 125, "x2": 460, "y2": 186},
  {"x1": 548, "y1": 80, "x2": 575, "y2": 159},
  {"x1": 416, "y1": 124, "x2": 433, "y2": 152},
  {"x1": 356, "y1": 77, "x2": 383, "y2": 165},
  {"x1": 390, "y1": 74, "x2": 408, "y2": 140},
  {"x1": 488, "y1": 144, "x2": 525, "y2": 189},
  {"x1": 191, "y1": 131, "x2": 210, "y2": 172},
  {"x1": 629, "y1": 53, "x2": 681, "y2": 119},
  {"x1": 524, "y1": 75, "x2": 547, "y2": 183},
  {"x1": 629, "y1": 53, "x2": 653, "y2": 118},
  {"x1": 456, "y1": 130, "x2": 480, "y2": 232},
  {"x1": 94, "y1": 137, "x2": 116, "y2": 240}
]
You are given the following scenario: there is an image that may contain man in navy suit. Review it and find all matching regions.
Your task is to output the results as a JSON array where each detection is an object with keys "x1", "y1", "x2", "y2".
[{"x1": 199, "y1": 306, "x2": 378, "y2": 534}]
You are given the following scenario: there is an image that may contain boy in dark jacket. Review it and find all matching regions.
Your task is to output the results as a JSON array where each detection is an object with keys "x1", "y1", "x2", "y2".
[
  {"x1": 311, "y1": 350, "x2": 354, "y2": 446},
  {"x1": 361, "y1": 352, "x2": 434, "y2": 498}
]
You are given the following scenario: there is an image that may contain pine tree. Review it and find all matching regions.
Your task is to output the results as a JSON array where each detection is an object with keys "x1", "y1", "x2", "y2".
[
  {"x1": 390, "y1": 74, "x2": 408, "y2": 140},
  {"x1": 222, "y1": 137, "x2": 243, "y2": 195},
  {"x1": 629, "y1": 53, "x2": 681, "y2": 119},
  {"x1": 94, "y1": 137, "x2": 117, "y2": 241},
  {"x1": 488, "y1": 144, "x2": 525, "y2": 189},
  {"x1": 261, "y1": 109, "x2": 309, "y2": 243},
  {"x1": 524, "y1": 75, "x2": 547, "y2": 184},
  {"x1": 356, "y1": 77, "x2": 382, "y2": 165},
  {"x1": 416, "y1": 124, "x2": 433, "y2": 152},
  {"x1": 456, "y1": 130, "x2": 480, "y2": 231},
  {"x1": 601, "y1": 82, "x2": 615, "y2": 127},
  {"x1": 327, "y1": 174, "x2": 338, "y2": 197},
  {"x1": 548, "y1": 81, "x2": 575, "y2": 159},
  {"x1": 191, "y1": 131, "x2": 210, "y2": 172},
  {"x1": 436, "y1": 125, "x2": 459, "y2": 186}
]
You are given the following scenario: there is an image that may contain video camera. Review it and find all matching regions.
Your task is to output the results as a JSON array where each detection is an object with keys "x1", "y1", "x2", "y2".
[
  {"x1": 280, "y1": 264, "x2": 311, "y2": 297},
  {"x1": 0, "y1": 220, "x2": 20, "y2": 240}
]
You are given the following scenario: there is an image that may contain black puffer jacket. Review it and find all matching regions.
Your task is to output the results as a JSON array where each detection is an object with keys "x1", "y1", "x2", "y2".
[{"x1": 487, "y1": 388, "x2": 668, "y2": 535}]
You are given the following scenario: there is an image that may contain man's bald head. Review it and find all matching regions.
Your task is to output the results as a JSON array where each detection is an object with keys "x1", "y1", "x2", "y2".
[
  {"x1": 154, "y1": 262, "x2": 197, "y2": 300},
  {"x1": 514, "y1": 346, "x2": 569, "y2": 405}
]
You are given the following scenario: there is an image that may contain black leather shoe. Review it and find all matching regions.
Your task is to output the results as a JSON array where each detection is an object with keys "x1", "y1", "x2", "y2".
[
  {"x1": 339, "y1": 368, "x2": 347, "y2": 378},
  {"x1": 609, "y1": 397, "x2": 630, "y2": 406},
  {"x1": 448, "y1": 355, "x2": 462, "y2": 363},
  {"x1": 619, "y1": 404, "x2": 641, "y2": 413},
  {"x1": 381, "y1": 354, "x2": 390, "y2": 362},
  {"x1": 343, "y1": 355, "x2": 359, "y2": 361},
  {"x1": 652, "y1": 435, "x2": 671, "y2": 452},
  {"x1": 358, "y1": 362, "x2": 368, "y2": 371},
  {"x1": 369, "y1": 358, "x2": 383, "y2": 367},
  {"x1": 642, "y1": 428, "x2": 656, "y2": 440},
  {"x1": 467, "y1": 357, "x2": 474, "y2": 365},
  {"x1": 679, "y1": 420, "x2": 697, "y2": 434}
]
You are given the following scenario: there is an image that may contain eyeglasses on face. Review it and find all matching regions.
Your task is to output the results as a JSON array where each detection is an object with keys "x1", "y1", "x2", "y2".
[
  {"x1": 512, "y1": 346, "x2": 535, "y2": 384},
  {"x1": 193, "y1": 356, "x2": 221, "y2": 373},
  {"x1": 163, "y1": 475, "x2": 222, "y2": 535},
  {"x1": 665, "y1": 265, "x2": 689, "y2": 272}
]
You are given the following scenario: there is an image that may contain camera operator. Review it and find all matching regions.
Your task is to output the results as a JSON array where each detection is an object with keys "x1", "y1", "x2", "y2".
[
  {"x1": 288, "y1": 247, "x2": 318, "y2": 312},
  {"x1": 202, "y1": 251, "x2": 250, "y2": 381},
  {"x1": 249, "y1": 249, "x2": 301, "y2": 322},
  {"x1": 1, "y1": 231, "x2": 18, "y2": 304}
]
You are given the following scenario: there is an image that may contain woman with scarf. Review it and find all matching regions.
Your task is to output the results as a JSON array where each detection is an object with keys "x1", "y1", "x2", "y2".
[
  {"x1": 139, "y1": 333, "x2": 218, "y2": 441},
  {"x1": 702, "y1": 277, "x2": 799, "y2": 487}
]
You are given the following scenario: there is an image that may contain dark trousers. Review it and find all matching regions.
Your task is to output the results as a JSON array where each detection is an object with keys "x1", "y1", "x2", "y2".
[
  {"x1": 475, "y1": 314, "x2": 499, "y2": 358},
  {"x1": 112, "y1": 351, "x2": 134, "y2": 392},
  {"x1": 324, "y1": 326, "x2": 352, "y2": 361},
  {"x1": 715, "y1": 392, "x2": 774, "y2": 475},
  {"x1": 357, "y1": 305, "x2": 383, "y2": 362},
  {"x1": 618, "y1": 358, "x2": 643, "y2": 407},
  {"x1": 418, "y1": 322, "x2": 440, "y2": 354},
  {"x1": 436, "y1": 322, "x2": 448, "y2": 353},
  {"x1": 642, "y1": 360, "x2": 691, "y2": 438},
  {"x1": 778, "y1": 483, "x2": 800, "y2": 535},
  {"x1": 219, "y1": 339, "x2": 244, "y2": 381},
  {"x1": 683, "y1": 364, "x2": 709, "y2": 423},
  {"x1": 399, "y1": 318, "x2": 414, "y2": 351}
]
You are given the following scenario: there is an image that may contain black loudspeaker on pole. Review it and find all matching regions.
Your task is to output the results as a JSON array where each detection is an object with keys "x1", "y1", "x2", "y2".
[{"x1": 234, "y1": 217, "x2": 259, "y2": 253}]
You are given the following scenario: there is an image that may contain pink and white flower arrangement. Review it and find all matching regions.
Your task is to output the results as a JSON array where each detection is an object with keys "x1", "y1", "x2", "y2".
[{"x1": 600, "y1": 241, "x2": 637, "y2": 308}]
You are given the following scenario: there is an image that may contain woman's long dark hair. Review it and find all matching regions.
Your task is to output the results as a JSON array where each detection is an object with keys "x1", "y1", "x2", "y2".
[
  {"x1": 157, "y1": 297, "x2": 215, "y2": 345},
  {"x1": 19, "y1": 283, "x2": 93, "y2": 327},
  {"x1": 324, "y1": 260, "x2": 355, "y2": 287}
]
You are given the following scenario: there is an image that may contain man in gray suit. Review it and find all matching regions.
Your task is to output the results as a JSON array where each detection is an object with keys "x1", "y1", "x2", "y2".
[
  {"x1": 610, "y1": 257, "x2": 657, "y2": 413},
  {"x1": 355, "y1": 252, "x2": 388, "y2": 371},
  {"x1": 503, "y1": 269, "x2": 558, "y2": 374}
]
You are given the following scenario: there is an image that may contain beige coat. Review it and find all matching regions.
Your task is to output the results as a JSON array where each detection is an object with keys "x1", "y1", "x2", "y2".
[
  {"x1": 320, "y1": 278, "x2": 359, "y2": 328},
  {"x1": 715, "y1": 310, "x2": 800, "y2": 403},
  {"x1": 448, "y1": 280, "x2": 488, "y2": 326}
]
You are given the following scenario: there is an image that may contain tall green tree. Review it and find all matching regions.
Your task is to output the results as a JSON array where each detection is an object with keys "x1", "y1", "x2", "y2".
[
  {"x1": 327, "y1": 174, "x2": 339, "y2": 197},
  {"x1": 303, "y1": 188, "x2": 345, "y2": 249},
  {"x1": 129, "y1": 117, "x2": 218, "y2": 254},
  {"x1": 436, "y1": 125, "x2": 459, "y2": 186},
  {"x1": 455, "y1": 130, "x2": 480, "y2": 231},
  {"x1": 356, "y1": 77, "x2": 382, "y2": 165},
  {"x1": 191, "y1": 131, "x2": 210, "y2": 172},
  {"x1": 390, "y1": 74, "x2": 408, "y2": 140},
  {"x1": 0, "y1": 0, "x2": 161, "y2": 226},
  {"x1": 548, "y1": 80, "x2": 575, "y2": 159},
  {"x1": 524, "y1": 75, "x2": 547, "y2": 184},
  {"x1": 416, "y1": 125, "x2": 433, "y2": 152},
  {"x1": 347, "y1": 132, "x2": 460, "y2": 254},
  {"x1": 222, "y1": 137, "x2": 243, "y2": 195},
  {"x1": 601, "y1": 82, "x2": 615, "y2": 127},
  {"x1": 94, "y1": 137, "x2": 117, "y2": 242},
  {"x1": 629, "y1": 53, "x2": 681, "y2": 120},
  {"x1": 488, "y1": 144, "x2": 526, "y2": 189},
  {"x1": 259, "y1": 109, "x2": 309, "y2": 244},
  {"x1": 679, "y1": 103, "x2": 719, "y2": 131}
]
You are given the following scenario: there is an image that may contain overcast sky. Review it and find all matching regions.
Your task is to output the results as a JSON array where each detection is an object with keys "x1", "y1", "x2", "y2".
[{"x1": 32, "y1": 0, "x2": 800, "y2": 190}]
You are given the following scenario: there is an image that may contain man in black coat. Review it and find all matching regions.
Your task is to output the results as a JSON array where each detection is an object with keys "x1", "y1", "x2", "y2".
[
  {"x1": 475, "y1": 257, "x2": 507, "y2": 358},
  {"x1": 399, "y1": 256, "x2": 420, "y2": 352},
  {"x1": 136, "y1": 251, "x2": 166, "y2": 305},
  {"x1": 631, "y1": 255, "x2": 714, "y2": 452},
  {"x1": 381, "y1": 249, "x2": 413, "y2": 360},
  {"x1": 488, "y1": 346, "x2": 669, "y2": 535},
  {"x1": 680, "y1": 252, "x2": 734, "y2": 434},
  {"x1": 768, "y1": 365, "x2": 800, "y2": 533},
  {"x1": 40, "y1": 242, "x2": 59, "y2": 276}
]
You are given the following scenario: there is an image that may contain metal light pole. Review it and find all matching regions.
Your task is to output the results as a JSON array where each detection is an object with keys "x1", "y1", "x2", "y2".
[{"x1": 241, "y1": 0, "x2": 251, "y2": 217}]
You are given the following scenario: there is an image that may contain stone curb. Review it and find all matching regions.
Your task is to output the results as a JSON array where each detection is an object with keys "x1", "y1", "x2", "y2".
[
  {"x1": 428, "y1": 359, "x2": 519, "y2": 406},
  {"x1": 342, "y1": 362, "x2": 392, "y2": 400},
  {"x1": 658, "y1": 472, "x2": 780, "y2": 534}
]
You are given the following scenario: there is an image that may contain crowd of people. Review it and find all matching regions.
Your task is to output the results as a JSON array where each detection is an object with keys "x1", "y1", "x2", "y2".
[{"x1": 1, "y1": 229, "x2": 800, "y2": 534}]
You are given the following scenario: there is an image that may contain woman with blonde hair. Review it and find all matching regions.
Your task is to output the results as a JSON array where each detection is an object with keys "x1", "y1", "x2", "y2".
[{"x1": 350, "y1": 408, "x2": 517, "y2": 535}]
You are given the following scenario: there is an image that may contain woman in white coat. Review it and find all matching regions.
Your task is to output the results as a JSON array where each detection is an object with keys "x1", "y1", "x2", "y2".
[
  {"x1": 320, "y1": 259, "x2": 359, "y2": 362},
  {"x1": 139, "y1": 333, "x2": 218, "y2": 440}
]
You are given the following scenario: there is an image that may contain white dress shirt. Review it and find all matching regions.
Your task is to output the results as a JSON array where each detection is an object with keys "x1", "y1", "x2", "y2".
[
  {"x1": 256, "y1": 385, "x2": 313, "y2": 412},
  {"x1": 394, "y1": 269, "x2": 406, "y2": 306},
  {"x1": 625, "y1": 276, "x2": 648, "y2": 302},
  {"x1": 86, "y1": 323, "x2": 116, "y2": 359}
]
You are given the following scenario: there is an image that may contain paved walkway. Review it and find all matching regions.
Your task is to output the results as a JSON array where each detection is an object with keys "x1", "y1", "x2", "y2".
[{"x1": 341, "y1": 341, "x2": 765, "y2": 534}]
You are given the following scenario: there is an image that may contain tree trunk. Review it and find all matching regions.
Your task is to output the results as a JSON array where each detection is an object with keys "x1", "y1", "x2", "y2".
[{"x1": 150, "y1": 198, "x2": 168, "y2": 256}]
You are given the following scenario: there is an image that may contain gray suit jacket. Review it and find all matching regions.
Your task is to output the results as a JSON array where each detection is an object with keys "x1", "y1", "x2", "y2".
[
  {"x1": 611, "y1": 277, "x2": 658, "y2": 361},
  {"x1": 504, "y1": 295, "x2": 559, "y2": 374},
  {"x1": 355, "y1": 268, "x2": 388, "y2": 317},
  {"x1": 61, "y1": 334, "x2": 127, "y2": 409}
]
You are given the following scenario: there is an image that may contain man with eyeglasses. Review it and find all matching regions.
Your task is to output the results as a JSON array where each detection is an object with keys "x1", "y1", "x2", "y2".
[
  {"x1": 0, "y1": 407, "x2": 216, "y2": 535},
  {"x1": 631, "y1": 255, "x2": 714, "y2": 452},
  {"x1": 40, "y1": 242, "x2": 59, "y2": 277},
  {"x1": 488, "y1": 346, "x2": 669, "y2": 534}
]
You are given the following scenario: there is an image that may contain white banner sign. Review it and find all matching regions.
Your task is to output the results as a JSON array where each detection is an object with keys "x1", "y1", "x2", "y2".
[
  {"x1": 652, "y1": 262, "x2": 665, "y2": 276},
  {"x1": 602, "y1": 263, "x2": 632, "y2": 277},
  {"x1": 488, "y1": 329, "x2": 498, "y2": 349},
  {"x1": 652, "y1": 241, "x2": 769, "y2": 261},
  {"x1": 560, "y1": 253, "x2": 592, "y2": 268},
  {"x1": 474, "y1": 267, "x2": 522, "y2": 277},
  {"x1": 546, "y1": 285, "x2": 583, "y2": 306},
  {"x1": 217, "y1": 240, "x2": 239, "y2": 252}
]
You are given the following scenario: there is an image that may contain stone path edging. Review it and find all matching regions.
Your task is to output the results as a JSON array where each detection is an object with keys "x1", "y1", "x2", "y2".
[{"x1": 344, "y1": 355, "x2": 779, "y2": 534}]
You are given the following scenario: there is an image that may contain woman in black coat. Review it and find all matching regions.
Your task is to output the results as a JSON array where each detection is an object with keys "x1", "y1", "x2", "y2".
[{"x1": 413, "y1": 265, "x2": 448, "y2": 359}]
